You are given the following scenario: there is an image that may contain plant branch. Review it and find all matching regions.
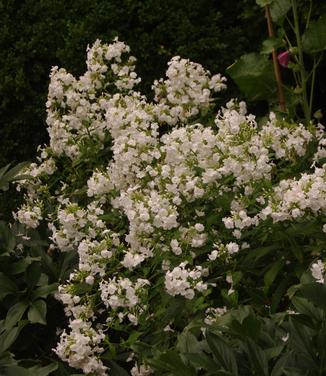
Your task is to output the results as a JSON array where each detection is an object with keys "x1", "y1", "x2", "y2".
[
  {"x1": 291, "y1": 0, "x2": 310, "y2": 124},
  {"x1": 265, "y1": 5, "x2": 287, "y2": 112}
]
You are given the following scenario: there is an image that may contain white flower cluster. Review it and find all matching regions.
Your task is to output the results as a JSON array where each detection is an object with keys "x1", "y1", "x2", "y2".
[
  {"x1": 153, "y1": 56, "x2": 226, "y2": 125},
  {"x1": 78, "y1": 232, "x2": 118, "y2": 278},
  {"x1": 14, "y1": 202, "x2": 43, "y2": 229},
  {"x1": 223, "y1": 163, "x2": 326, "y2": 237},
  {"x1": 15, "y1": 38, "x2": 326, "y2": 374},
  {"x1": 100, "y1": 277, "x2": 149, "y2": 325},
  {"x1": 54, "y1": 319, "x2": 107, "y2": 376},
  {"x1": 49, "y1": 201, "x2": 105, "y2": 252},
  {"x1": 46, "y1": 38, "x2": 140, "y2": 159},
  {"x1": 165, "y1": 262, "x2": 208, "y2": 299},
  {"x1": 262, "y1": 166, "x2": 326, "y2": 222},
  {"x1": 204, "y1": 306, "x2": 227, "y2": 325}
]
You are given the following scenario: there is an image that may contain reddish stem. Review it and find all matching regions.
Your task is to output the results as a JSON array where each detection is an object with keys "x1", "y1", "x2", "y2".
[{"x1": 265, "y1": 5, "x2": 287, "y2": 112}]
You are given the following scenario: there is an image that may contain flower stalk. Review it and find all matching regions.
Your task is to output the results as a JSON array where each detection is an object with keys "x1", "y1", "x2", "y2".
[{"x1": 265, "y1": 5, "x2": 287, "y2": 113}]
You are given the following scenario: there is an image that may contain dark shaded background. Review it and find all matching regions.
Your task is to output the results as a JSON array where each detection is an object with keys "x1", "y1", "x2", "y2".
[{"x1": 0, "y1": 0, "x2": 266, "y2": 167}]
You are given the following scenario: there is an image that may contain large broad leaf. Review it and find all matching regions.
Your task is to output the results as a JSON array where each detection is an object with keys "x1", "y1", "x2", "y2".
[
  {"x1": 271, "y1": 351, "x2": 295, "y2": 376},
  {"x1": 177, "y1": 331, "x2": 202, "y2": 354},
  {"x1": 27, "y1": 300, "x2": 47, "y2": 325},
  {"x1": 0, "y1": 321, "x2": 28, "y2": 353},
  {"x1": 0, "y1": 273, "x2": 17, "y2": 300},
  {"x1": 303, "y1": 16, "x2": 326, "y2": 54},
  {"x1": 291, "y1": 296, "x2": 323, "y2": 321},
  {"x1": 28, "y1": 363, "x2": 58, "y2": 376},
  {"x1": 4, "y1": 301, "x2": 28, "y2": 330},
  {"x1": 31, "y1": 283, "x2": 58, "y2": 300},
  {"x1": 245, "y1": 338, "x2": 269, "y2": 376},
  {"x1": 227, "y1": 53, "x2": 276, "y2": 101},
  {"x1": 264, "y1": 259, "x2": 285, "y2": 294},
  {"x1": 261, "y1": 37, "x2": 283, "y2": 54},
  {"x1": 270, "y1": 0, "x2": 291, "y2": 22},
  {"x1": 150, "y1": 350, "x2": 196, "y2": 376},
  {"x1": 256, "y1": 0, "x2": 273, "y2": 6},
  {"x1": 288, "y1": 317, "x2": 318, "y2": 370},
  {"x1": 300, "y1": 283, "x2": 326, "y2": 310},
  {"x1": 206, "y1": 331, "x2": 238, "y2": 375},
  {"x1": 230, "y1": 313, "x2": 261, "y2": 340}
]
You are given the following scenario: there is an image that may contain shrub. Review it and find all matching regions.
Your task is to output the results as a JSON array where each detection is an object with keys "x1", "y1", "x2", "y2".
[{"x1": 15, "y1": 39, "x2": 326, "y2": 375}]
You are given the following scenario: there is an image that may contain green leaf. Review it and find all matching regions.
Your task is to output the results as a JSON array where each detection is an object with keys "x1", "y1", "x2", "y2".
[
  {"x1": 271, "y1": 351, "x2": 295, "y2": 376},
  {"x1": 0, "y1": 221, "x2": 16, "y2": 254},
  {"x1": 230, "y1": 313, "x2": 261, "y2": 340},
  {"x1": 245, "y1": 338, "x2": 269, "y2": 376},
  {"x1": 184, "y1": 352, "x2": 219, "y2": 373},
  {"x1": 271, "y1": 275, "x2": 291, "y2": 313},
  {"x1": 264, "y1": 259, "x2": 284, "y2": 293},
  {"x1": 177, "y1": 331, "x2": 202, "y2": 354},
  {"x1": 0, "y1": 164, "x2": 11, "y2": 181},
  {"x1": 270, "y1": 0, "x2": 291, "y2": 22},
  {"x1": 303, "y1": 16, "x2": 326, "y2": 54},
  {"x1": 0, "y1": 321, "x2": 27, "y2": 353},
  {"x1": 105, "y1": 361, "x2": 129, "y2": 376},
  {"x1": 0, "y1": 351, "x2": 17, "y2": 368},
  {"x1": 0, "y1": 162, "x2": 30, "y2": 191},
  {"x1": 256, "y1": 0, "x2": 273, "y2": 6},
  {"x1": 1, "y1": 366, "x2": 32, "y2": 376},
  {"x1": 264, "y1": 344, "x2": 285, "y2": 360},
  {"x1": 300, "y1": 283, "x2": 326, "y2": 310},
  {"x1": 261, "y1": 37, "x2": 283, "y2": 54},
  {"x1": 0, "y1": 273, "x2": 17, "y2": 299},
  {"x1": 243, "y1": 245, "x2": 278, "y2": 266},
  {"x1": 206, "y1": 331, "x2": 238, "y2": 375},
  {"x1": 4, "y1": 301, "x2": 28, "y2": 330},
  {"x1": 316, "y1": 325, "x2": 326, "y2": 371},
  {"x1": 25, "y1": 262, "x2": 41, "y2": 290},
  {"x1": 291, "y1": 296, "x2": 322, "y2": 321},
  {"x1": 283, "y1": 368, "x2": 308, "y2": 376},
  {"x1": 28, "y1": 363, "x2": 58, "y2": 376},
  {"x1": 28, "y1": 300, "x2": 47, "y2": 325},
  {"x1": 32, "y1": 283, "x2": 58, "y2": 300},
  {"x1": 288, "y1": 317, "x2": 317, "y2": 369},
  {"x1": 227, "y1": 53, "x2": 276, "y2": 101},
  {"x1": 150, "y1": 350, "x2": 196, "y2": 376}
]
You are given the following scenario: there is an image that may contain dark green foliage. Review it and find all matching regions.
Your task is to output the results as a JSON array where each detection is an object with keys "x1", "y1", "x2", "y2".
[
  {"x1": 148, "y1": 284, "x2": 326, "y2": 376},
  {"x1": 0, "y1": 0, "x2": 265, "y2": 169},
  {"x1": 0, "y1": 164, "x2": 76, "y2": 374}
]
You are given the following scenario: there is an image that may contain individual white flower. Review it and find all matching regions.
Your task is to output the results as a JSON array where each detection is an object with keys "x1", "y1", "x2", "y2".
[{"x1": 311, "y1": 260, "x2": 325, "y2": 284}]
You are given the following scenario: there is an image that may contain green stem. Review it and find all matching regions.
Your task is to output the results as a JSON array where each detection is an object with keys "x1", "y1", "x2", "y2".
[
  {"x1": 309, "y1": 53, "x2": 323, "y2": 117},
  {"x1": 291, "y1": 0, "x2": 310, "y2": 124},
  {"x1": 283, "y1": 31, "x2": 300, "y2": 87},
  {"x1": 309, "y1": 57, "x2": 317, "y2": 117},
  {"x1": 305, "y1": 0, "x2": 313, "y2": 30},
  {"x1": 285, "y1": 15, "x2": 295, "y2": 33}
]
